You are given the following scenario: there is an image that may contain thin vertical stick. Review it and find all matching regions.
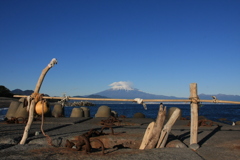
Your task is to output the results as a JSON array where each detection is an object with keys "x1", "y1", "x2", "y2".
[{"x1": 189, "y1": 83, "x2": 199, "y2": 148}]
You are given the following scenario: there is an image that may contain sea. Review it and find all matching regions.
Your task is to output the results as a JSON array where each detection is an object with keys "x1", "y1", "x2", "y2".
[{"x1": 1, "y1": 103, "x2": 240, "y2": 125}]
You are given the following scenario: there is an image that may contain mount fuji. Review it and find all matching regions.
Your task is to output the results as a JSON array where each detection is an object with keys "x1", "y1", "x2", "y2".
[
  {"x1": 86, "y1": 81, "x2": 240, "y2": 101},
  {"x1": 89, "y1": 81, "x2": 181, "y2": 99},
  {"x1": 91, "y1": 88, "x2": 182, "y2": 99},
  {"x1": 87, "y1": 88, "x2": 240, "y2": 102}
]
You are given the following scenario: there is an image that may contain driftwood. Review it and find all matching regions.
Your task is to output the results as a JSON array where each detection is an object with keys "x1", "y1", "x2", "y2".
[
  {"x1": 156, "y1": 107, "x2": 180, "y2": 148},
  {"x1": 19, "y1": 58, "x2": 57, "y2": 144},
  {"x1": 143, "y1": 104, "x2": 166, "y2": 149},
  {"x1": 189, "y1": 83, "x2": 199, "y2": 149},
  {"x1": 140, "y1": 106, "x2": 180, "y2": 150},
  {"x1": 139, "y1": 121, "x2": 155, "y2": 150}
]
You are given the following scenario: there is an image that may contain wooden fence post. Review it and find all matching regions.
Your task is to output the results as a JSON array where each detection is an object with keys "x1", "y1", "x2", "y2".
[{"x1": 189, "y1": 83, "x2": 200, "y2": 150}]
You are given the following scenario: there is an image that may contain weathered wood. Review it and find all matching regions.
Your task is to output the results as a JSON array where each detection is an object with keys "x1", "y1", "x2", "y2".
[
  {"x1": 19, "y1": 58, "x2": 57, "y2": 145},
  {"x1": 34, "y1": 66, "x2": 51, "y2": 93},
  {"x1": 19, "y1": 100, "x2": 35, "y2": 144},
  {"x1": 139, "y1": 121, "x2": 155, "y2": 150},
  {"x1": 14, "y1": 95, "x2": 240, "y2": 104},
  {"x1": 156, "y1": 107, "x2": 180, "y2": 148},
  {"x1": 190, "y1": 83, "x2": 199, "y2": 145},
  {"x1": 144, "y1": 104, "x2": 166, "y2": 149}
]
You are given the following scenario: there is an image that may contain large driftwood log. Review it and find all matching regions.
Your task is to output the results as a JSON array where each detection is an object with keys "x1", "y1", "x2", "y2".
[
  {"x1": 19, "y1": 58, "x2": 57, "y2": 144},
  {"x1": 139, "y1": 121, "x2": 155, "y2": 150},
  {"x1": 144, "y1": 104, "x2": 166, "y2": 149},
  {"x1": 156, "y1": 107, "x2": 180, "y2": 148}
]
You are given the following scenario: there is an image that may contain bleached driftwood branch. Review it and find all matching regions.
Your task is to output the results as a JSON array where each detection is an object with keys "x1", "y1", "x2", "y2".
[{"x1": 20, "y1": 58, "x2": 57, "y2": 144}]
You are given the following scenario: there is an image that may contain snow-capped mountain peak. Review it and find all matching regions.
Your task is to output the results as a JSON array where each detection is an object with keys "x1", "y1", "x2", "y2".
[{"x1": 109, "y1": 81, "x2": 134, "y2": 91}]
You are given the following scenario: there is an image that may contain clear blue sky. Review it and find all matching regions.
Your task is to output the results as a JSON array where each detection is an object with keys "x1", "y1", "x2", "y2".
[{"x1": 1, "y1": 0, "x2": 240, "y2": 97}]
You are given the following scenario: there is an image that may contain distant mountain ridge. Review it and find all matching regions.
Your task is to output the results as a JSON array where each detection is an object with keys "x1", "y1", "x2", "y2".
[
  {"x1": 10, "y1": 88, "x2": 240, "y2": 102},
  {"x1": 94, "y1": 88, "x2": 181, "y2": 99},
  {"x1": 91, "y1": 88, "x2": 240, "y2": 102},
  {"x1": 11, "y1": 89, "x2": 34, "y2": 95},
  {"x1": 198, "y1": 94, "x2": 240, "y2": 102}
]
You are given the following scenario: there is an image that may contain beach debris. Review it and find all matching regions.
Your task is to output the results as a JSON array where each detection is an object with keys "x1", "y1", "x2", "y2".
[
  {"x1": 212, "y1": 96, "x2": 218, "y2": 103},
  {"x1": 140, "y1": 103, "x2": 167, "y2": 149},
  {"x1": 156, "y1": 107, "x2": 180, "y2": 148},
  {"x1": 99, "y1": 116, "x2": 121, "y2": 134},
  {"x1": 65, "y1": 128, "x2": 105, "y2": 155},
  {"x1": 35, "y1": 100, "x2": 50, "y2": 115},
  {"x1": 100, "y1": 115, "x2": 121, "y2": 126},
  {"x1": 133, "y1": 98, "x2": 147, "y2": 110},
  {"x1": 140, "y1": 103, "x2": 180, "y2": 149},
  {"x1": 65, "y1": 139, "x2": 75, "y2": 148},
  {"x1": 6, "y1": 117, "x2": 27, "y2": 124},
  {"x1": 100, "y1": 125, "x2": 115, "y2": 135},
  {"x1": 35, "y1": 131, "x2": 40, "y2": 136},
  {"x1": 76, "y1": 135, "x2": 91, "y2": 153},
  {"x1": 139, "y1": 121, "x2": 156, "y2": 150},
  {"x1": 90, "y1": 139, "x2": 105, "y2": 155},
  {"x1": 58, "y1": 94, "x2": 69, "y2": 107}
]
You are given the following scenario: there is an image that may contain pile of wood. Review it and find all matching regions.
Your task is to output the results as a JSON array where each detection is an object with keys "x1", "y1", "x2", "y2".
[{"x1": 139, "y1": 103, "x2": 180, "y2": 149}]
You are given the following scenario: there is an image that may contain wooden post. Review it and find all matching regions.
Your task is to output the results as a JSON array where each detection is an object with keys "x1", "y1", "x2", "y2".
[
  {"x1": 189, "y1": 83, "x2": 200, "y2": 150},
  {"x1": 19, "y1": 58, "x2": 57, "y2": 144}
]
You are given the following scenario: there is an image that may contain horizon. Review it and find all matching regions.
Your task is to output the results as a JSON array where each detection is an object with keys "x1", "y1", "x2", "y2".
[
  {"x1": 10, "y1": 81, "x2": 240, "y2": 98},
  {"x1": 1, "y1": 0, "x2": 240, "y2": 97}
]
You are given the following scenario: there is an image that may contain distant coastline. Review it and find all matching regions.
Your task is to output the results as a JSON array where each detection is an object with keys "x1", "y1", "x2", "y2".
[{"x1": 10, "y1": 88, "x2": 240, "y2": 102}]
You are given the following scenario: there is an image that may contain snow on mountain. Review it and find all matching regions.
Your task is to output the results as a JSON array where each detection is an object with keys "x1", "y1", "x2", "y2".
[
  {"x1": 90, "y1": 81, "x2": 240, "y2": 101},
  {"x1": 109, "y1": 81, "x2": 134, "y2": 91}
]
